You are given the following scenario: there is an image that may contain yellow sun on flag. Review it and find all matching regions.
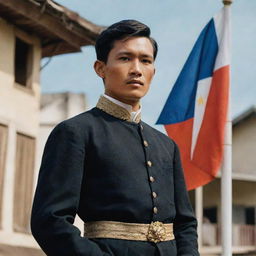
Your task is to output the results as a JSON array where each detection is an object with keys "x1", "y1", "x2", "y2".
[{"x1": 197, "y1": 96, "x2": 204, "y2": 105}]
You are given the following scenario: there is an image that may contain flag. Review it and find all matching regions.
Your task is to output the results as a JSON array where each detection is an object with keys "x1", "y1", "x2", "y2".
[{"x1": 156, "y1": 6, "x2": 230, "y2": 190}]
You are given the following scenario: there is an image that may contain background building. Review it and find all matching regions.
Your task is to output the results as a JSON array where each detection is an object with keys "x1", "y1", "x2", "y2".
[
  {"x1": 0, "y1": 0, "x2": 101, "y2": 254},
  {"x1": 190, "y1": 106, "x2": 256, "y2": 256}
]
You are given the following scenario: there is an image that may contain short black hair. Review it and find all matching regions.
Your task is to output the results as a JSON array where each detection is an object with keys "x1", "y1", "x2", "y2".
[{"x1": 95, "y1": 19, "x2": 158, "y2": 63}]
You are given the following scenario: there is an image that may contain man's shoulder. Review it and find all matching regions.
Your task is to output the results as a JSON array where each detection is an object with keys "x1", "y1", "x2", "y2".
[
  {"x1": 62, "y1": 108, "x2": 97, "y2": 126},
  {"x1": 52, "y1": 108, "x2": 99, "y2": 135},
  {"x1": 141, "y1": 121, "x2": 175, "y2": 147}
]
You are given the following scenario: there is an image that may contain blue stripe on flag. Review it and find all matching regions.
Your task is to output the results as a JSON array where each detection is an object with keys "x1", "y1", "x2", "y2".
[{"x1": 156, "y1": 19, "x2": 218, "y2": 125}]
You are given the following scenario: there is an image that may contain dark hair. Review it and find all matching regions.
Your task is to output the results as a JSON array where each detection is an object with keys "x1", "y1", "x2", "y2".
[{"x1": 95, "y1": 20, "x2": 158, "y2": 63}]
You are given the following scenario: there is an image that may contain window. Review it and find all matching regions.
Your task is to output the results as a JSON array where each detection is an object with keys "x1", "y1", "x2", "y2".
[
  {"x1": 204, "y1": 207, "x2": 217, "y2": 223},
  {"x1": 0, "y1": 124, "x2": 8, "y2": 229},
  {"x1": 13, "y1": 133, "x2": 35, "y2": 233},
  {"x1": 14, "y1": 37, "x2": 33, "y2": 88},
  {"x1": 245, "y1": 207, "x2": 255, "y2": 225}
]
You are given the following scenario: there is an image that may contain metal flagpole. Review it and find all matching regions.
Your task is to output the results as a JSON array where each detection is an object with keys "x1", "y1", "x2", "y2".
[{"x1": 221, "y1": 1, "x2": 232, "y2": 256}]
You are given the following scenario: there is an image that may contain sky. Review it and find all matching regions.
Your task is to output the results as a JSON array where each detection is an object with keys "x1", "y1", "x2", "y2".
[{"x1": 41, "y1": 0, "x2": 256, "y2": 132}]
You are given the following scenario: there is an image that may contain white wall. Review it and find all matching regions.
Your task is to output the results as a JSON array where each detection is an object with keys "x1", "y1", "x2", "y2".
[
  {"x1": 233, "y1": 115, "x2": 256, "y2": 178},
  {"x1": 0, "y1": 17, "x2": 41, "y2": 249}
]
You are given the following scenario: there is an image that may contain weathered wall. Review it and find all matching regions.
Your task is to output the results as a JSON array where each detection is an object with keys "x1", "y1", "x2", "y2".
[
  {"x1": 233, "y1": 115, "x2": 256, "y2": 178},
  {"x1": 0, "y1": 17, "x2": 42, "y2": 250}
]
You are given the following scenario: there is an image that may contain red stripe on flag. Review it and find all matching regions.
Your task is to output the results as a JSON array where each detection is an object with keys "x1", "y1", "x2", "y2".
[
  {"x1": 164, "y1": 66, "x2": 229, "y2": 190},
  {"x1": 165, "y1": 119, "x2": 214, "y2": 190},
  {"x1": 192, "y1": 65, "x2": 229, "y2": 180}
]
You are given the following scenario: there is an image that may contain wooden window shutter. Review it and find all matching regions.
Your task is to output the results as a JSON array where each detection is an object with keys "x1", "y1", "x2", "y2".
[
  {"x1": 14, "y1": 133, "x2": 35, "y2": 233},
  {"x1": 0, "y1": 124, "x2": 8, "y2": 229}
]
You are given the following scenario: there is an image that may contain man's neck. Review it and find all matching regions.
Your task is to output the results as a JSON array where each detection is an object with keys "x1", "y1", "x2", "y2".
[
  {"x1": 103, "y1": 94, "x2": 140, "y2": 112},
  {"x1": 98, "y1": 94, "x2": 141, "y2": 123}
]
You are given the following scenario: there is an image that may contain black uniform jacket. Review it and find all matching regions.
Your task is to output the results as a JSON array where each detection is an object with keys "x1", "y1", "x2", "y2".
[{"x1": 31, "y1": 101, "x2": 199, "y2": 256}]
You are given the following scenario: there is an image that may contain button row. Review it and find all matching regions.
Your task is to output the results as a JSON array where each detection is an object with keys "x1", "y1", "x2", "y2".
[{"x1": 140, "y1": 126, "x2": 158, "y2": 216}]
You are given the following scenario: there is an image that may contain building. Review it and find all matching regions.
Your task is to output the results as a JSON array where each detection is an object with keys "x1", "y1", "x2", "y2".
[
  {"x1": 190, "y1": 106, "x2": 256, "y2": 256},
  {"x1": 0, "y1": 0, "x2": 102, "y2": 255}
]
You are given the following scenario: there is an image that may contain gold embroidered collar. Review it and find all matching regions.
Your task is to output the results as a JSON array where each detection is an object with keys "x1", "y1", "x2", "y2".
[{"x1": 96, "y1": 96, "x2": 141, "y2": 123}]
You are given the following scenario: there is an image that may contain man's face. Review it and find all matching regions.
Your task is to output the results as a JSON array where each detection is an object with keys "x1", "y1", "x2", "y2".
[{"x1": 94, "y1": 36, "x2": 155, "y2": 106}]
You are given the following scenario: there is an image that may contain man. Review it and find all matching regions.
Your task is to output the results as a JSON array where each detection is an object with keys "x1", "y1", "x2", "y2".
[{"x1": 31, "y1": 20, "x2": 199, "y2": 256}]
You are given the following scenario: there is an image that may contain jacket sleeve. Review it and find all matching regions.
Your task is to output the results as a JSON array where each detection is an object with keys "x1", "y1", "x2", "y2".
[
  {"x1": 173, "y1": 142, "x2": 200, "y2": 256},
  {"x1": 31, "y1": 122, "x2": 108, "y2": 256}
]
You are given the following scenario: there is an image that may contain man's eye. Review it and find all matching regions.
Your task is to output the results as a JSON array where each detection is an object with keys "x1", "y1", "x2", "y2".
[
  {"x1": 119, "y1": 57, "x2": 130, "y2": 61},
  {"x1": 142, "y1": 59, "x2": 152, "y2": 64}
]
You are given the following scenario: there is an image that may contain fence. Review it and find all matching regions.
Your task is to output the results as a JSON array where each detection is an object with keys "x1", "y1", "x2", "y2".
[{"x1": 202, "y1": 223, "x2": 256, "y2": 246}]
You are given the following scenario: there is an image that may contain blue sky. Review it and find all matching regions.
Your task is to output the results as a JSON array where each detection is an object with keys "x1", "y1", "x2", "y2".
[{"x1": 41, "y1": 0, "x2": 256, "y2": 131}]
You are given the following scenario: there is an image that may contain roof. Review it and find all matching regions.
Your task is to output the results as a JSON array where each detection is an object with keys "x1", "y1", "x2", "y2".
[
  {"x1": 233, "y1": 105, "x2": 256, "y2": 126},
  {"x1": 0, "y1": 0, "x2": 104, "y2": 57}
]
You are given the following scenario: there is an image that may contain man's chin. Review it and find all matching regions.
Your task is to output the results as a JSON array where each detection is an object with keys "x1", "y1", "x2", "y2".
[
  {"x1": 115, "y1": 95, "x2": 141, "y2": 107},
  {"x1": 124, "y1": 95, "x2": 143, "y2": 103},
  {"x1": 125, "y1": 91, "x2": 148, "y2": 101}
]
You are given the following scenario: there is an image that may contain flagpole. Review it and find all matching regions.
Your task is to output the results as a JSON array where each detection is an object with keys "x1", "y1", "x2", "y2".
[
  {"x1": 221, "y1": 99, "x2": 232, "y2": 256},
  {"x1": 221, "y1": 1, "x2": 232, "y2": 256}
]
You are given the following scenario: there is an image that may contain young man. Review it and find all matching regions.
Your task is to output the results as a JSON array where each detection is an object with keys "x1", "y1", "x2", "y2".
[{"x1": 31, "y1": 20, "x2": 199, "y2": 256}]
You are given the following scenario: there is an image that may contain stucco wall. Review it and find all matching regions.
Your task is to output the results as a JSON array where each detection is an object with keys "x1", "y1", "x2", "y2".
[
  {"x1": 233, "y1": 115, "x2": 256, "y2": 177},
  {"x1": 0, "y1": 17, "x2": 41, "y2": 249}
]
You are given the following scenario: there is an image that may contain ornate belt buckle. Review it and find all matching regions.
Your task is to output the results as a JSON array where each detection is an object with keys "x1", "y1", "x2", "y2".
[{"x1": 147, "y1": 221, "x2": 166, "y2": 243}]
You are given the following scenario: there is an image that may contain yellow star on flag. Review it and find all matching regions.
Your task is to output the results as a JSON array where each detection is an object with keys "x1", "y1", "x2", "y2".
[{"x1": 197, "y1": 96, "x2": 204, "y2": 105}]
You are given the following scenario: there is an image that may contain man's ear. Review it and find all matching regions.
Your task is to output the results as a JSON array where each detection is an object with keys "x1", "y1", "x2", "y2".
[{"x1": 94, "y1": 60, "x2": 105, "y2": 79}]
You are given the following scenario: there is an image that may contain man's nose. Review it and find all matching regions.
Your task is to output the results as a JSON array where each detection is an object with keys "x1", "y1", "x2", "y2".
[{"x1": 129, "y1": 60, "x2": 142, "y2": 76}]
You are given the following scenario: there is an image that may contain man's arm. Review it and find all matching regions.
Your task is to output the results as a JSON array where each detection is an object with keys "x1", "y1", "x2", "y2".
[
  {"x1": 31, "y1": 122, "x2": 108, "y2": 256},
  {"x1": 173, "y1": 142, "x2": 200, "y2": 256}
]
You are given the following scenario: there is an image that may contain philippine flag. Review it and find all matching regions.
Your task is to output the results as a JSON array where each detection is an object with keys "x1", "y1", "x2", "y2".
[{"x1": 156, "y1": 6, "x2": 231, "y2": 190}]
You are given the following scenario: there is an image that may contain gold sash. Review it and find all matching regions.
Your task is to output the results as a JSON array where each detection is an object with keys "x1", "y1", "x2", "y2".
[{"x1": 84, "y1": 221, "x2": 175, "y2": 243}]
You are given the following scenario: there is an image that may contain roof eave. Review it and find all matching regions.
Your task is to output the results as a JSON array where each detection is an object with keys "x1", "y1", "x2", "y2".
[
  {"x1": 0, "y1": 0, "x2": 104, "y2": 57},
  {"x1": 233, "y1": 105, "x2": 256, "y2": 126}
]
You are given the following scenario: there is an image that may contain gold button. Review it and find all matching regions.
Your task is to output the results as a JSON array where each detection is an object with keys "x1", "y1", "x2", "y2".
[
  {"x1": 143, "y1": 140, "x2": 149, "y2": 147},
  {"x1": 152, "y1": 192, "x2": 157, "y2": 198},
  {"x1": 149, "y1": 176, "x2": 155, "y2": 182},
  {"x1": 147, "y1": 161, "x2": 152, "y2": 167},
  {"x1": 153, "y1": 207, "x2": 158, "y2": 214}
]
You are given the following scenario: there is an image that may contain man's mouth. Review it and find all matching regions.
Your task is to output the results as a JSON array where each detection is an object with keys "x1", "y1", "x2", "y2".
[{"x1": 126, "y1": 80, "x2": 144, "y2": 86}]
